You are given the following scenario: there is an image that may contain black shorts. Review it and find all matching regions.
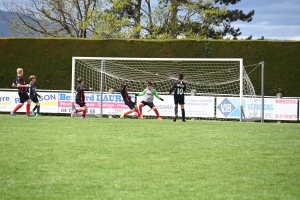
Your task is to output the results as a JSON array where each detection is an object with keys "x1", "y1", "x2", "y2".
[
  {"x1": 141, "y1": 101, "x2": 155, "y2": 108},
  {"x1": 125, "y1": 100, "x2": 136, "y2": 110},
  {"x1": 30, "y1": 95, "x2": 39, "y2": 103},
  {"x1": 18, "y1": 92, "x2": 30, "y2": 103},
  {"x1": 76, "y1": 99, "x2": 86, "y2": 107},
  {"x1": 174, "y1": 96, "x2": 185, "y2": 105}
]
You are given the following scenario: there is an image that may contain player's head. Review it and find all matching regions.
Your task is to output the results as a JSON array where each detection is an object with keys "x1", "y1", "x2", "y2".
[
  {"x1": 178, "y1": 73, "x2": 184, "y2": 80},
  {"x1": 147, "y1": 81, "x2": 153, "y2": 89},
  {"x1": 77, "y1": 77, "x2": 84, "y2": 84},
  {"x1": 121, "y1": 80, "x2": 127, "y2": 86},
  {"x1": 29, "y1": 75, "x2": 36, "y2": 82},
  {"x1": 17, "y1": 68, "x2": 23, "y2": 76}
]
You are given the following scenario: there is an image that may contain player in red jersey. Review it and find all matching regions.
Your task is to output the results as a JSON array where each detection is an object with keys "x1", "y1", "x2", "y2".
[
  {"x1": 10, "y1": 68, "x2": 33, "y2": 116},
  {"x1": 71, "y1": 77, "x2": 92, "y2": 119},
  {"x1": 116, "y1": 80, "x2": 141, "y2": 119}
]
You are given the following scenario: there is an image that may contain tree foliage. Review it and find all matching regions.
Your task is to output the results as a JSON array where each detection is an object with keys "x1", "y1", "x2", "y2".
[{"x1": 0, "y1": 0, "x2": 254, "y2": 39}]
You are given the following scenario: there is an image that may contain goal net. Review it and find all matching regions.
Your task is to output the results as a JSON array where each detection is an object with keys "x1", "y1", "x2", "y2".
[{"x1": 71, "y1": 57, "x2": 263, "y2": 121}]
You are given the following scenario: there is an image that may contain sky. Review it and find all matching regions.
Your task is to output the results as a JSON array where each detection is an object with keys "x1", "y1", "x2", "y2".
[{"x1": 0, "y1": 0, "x2": 299, "y2": 40}]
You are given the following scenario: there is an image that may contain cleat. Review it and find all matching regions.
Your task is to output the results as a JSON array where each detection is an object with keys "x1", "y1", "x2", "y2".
[
  {"x1": 30, "y1": 110, "x2": 35, "y2": 115},
  {"x1": 120, "y1": 114, "x2": 124, "y2": 119},
  {"x1": 35, "y1": 114, "x2": 41, "y2": 116},
  {"x1": 173, "y1": 115, "x2": 178, "y2": 122},
  {"x1": 157, "y1": 117, "x2": 163, "y2": 121},
  {"x1": 71, "y1": 110, "x2": 76, "y2": 118},
  {"x1": 182, "y1": 120, "x2": 186, "y2": 122},
  {"x1": 81, "y1": 116, "x2": 85, "y2": 119},
  {"x1": 138, "y1": 116, "x2": 144, "y2": 119},
  {"x1": 27, "y1": 114, "x2": 34, "y2": 117},
  {"x1": 10, "y1": 112, "x2": 16, "y2": 116}
]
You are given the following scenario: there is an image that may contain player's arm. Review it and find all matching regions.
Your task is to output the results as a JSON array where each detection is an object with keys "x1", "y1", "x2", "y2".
[
  {"x1": 16, "y1": 77, "x2": 29, "y2": 88},
  {"x1": 169, "y1": 82, "x2": 176, "y2": 94},
  {"x1": 12, "y1": 80, "x2": 17, "y2": 87},
  {"x1": 153, "y1": 89, "x2": 164, "y2": 101},
  {"x1": 83, "y1": 87, "x2": 92, "y2": 91},
  {"x1": 137, "y1": 89, "x2": 146, "y2": 96}
]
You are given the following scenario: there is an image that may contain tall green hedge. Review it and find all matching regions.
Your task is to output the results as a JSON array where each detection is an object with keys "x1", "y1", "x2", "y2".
[{"x1": 0, "y1": 38, "x2": 299, "y2": 96}]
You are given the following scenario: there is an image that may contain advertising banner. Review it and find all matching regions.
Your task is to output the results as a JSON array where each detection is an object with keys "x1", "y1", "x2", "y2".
[
  {"x1": 271, "y1": 98, "x2": 298, "y2": 120},
  {"x1": 58, "y1": 93, "x2": 135, "y2": 115},
  {"x1": 216, "y1": 97, "x2": 240, "y2": 119},
  {"x1": 0, "y1": 91, "x2": 58, "y2": 113},
  {"x1": 216, "y1": 97, "x2": 298, "y2": 121},
  {"x1": 185, "y1": 96, "x2": 215, "y2": 117},
  {"x1": 137, "y1": 95, "x2": 215, "y2": 117}
]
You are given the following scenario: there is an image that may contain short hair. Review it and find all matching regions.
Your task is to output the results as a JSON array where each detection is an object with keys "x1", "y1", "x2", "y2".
[
  {"x1": 178, "y1": 73, "x2": 184, "y2": 80},
  {"x1": 121, "y1": 80, "x2": 126, "y2": 86},
  {"x1": 17, "y1": 68, "x2": 23, "y2": 74},
  {"x1": 147, "y1": 82, "x2": 153, "y2": 86},
  {"x1": 77, "y1": 77, "x2": 83, "y2": 83},
  {"x1": 29, "y1": 75, "x2": 36, "y2": 81}
]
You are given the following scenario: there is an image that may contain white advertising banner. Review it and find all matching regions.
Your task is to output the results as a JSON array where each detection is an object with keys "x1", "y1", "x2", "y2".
[
  {"x1": 185, "y1": 96, "x2": 215, "y2": 117},
  {"x1": 216, "y1": 97, "x2": 298, "y2": 121},
  {"x1": 58, "y1": 93, "x2": 135, "y2": 115},
  {"x1": 270, "y1": 98, "x2": 298, "y2": 120},
  {"x1": 137, "y1": 95, "x2": 215, "y2": 117},
  {"x1": 0, "y1": 91, "x2": 59, "y2": 113}
]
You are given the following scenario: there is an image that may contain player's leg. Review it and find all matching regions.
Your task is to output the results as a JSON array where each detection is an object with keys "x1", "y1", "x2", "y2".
[
  {"x1": 180, "y1": 102, "x2": 186, "y2": 122},
  {"x1": 25, "y1": 97, "x2": 33, "y2": 116},
  {"x1": 133, "y1": 104, "x2": 142, "y2": 118},
  {"x1": 11, "y1": 93, "x2": 25, "y2": 116},
  {"x1": 120, "y1": 101, "x2": 134, "y2": 119},
  {"x1": 81, "y1": 105, "x2": 87, "y2": 119},
  {"x1": 139, "y1": 102, "x2": 145, "y2": 117},
  {"x1": 149, "y1": 103, "x2": 162, "y2": 120},
  {"x1": 11, "y1": 103, "x2": 23, "y2": 116},
  {"x1": 32, "y1": 96, "x2": 40, "y2": 115},
  {"x1": 35, "y1": 102, "x2": 41, "y2": 116},
  {"x1": 173, "y1": 98, "x2": 179, "y2": 122},
  {"x1": 72, "y1": 100, "x2": 85, "y2": 117}
]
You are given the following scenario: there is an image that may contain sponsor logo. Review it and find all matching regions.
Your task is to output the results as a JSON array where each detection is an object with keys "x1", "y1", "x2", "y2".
[{"x1": 217, "y1": 98, "x2": 236, "y2": 117}]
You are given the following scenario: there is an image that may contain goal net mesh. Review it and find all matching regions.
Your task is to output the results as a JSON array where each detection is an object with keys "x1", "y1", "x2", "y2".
[
  {"x1": 73, "y1": 58, "x2": 259, "y2": 120},
  {"x1": 74, "y1": 59, "x2": 255, "y2": 96}
]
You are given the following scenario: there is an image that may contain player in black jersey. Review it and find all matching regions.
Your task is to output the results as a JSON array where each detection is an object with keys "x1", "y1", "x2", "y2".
[
  {"x1": 169, "y1": 73, "x2": 186, "y2": 122},
  {"x1": 28, "y1": 75, "x2": 42, "y2": 116},
  {"x1": 71, "y1": 77, "x2": 92, "y2": 119},
  {"x1": 115, "y1": 80, "x2": 141, "y2": 119},
  {"x1": 10, "y1": 68, "x2": 33, "y2": 116}
]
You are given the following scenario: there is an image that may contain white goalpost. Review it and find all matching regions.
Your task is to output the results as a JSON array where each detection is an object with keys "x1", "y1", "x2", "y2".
[{"x1": 71, "y1": 57, "x2": 264, "y2": 122}]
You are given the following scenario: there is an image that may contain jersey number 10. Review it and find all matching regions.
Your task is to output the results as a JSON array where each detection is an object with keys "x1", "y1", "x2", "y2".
[{"x1": 177, "y1": 88, "x2": 184, "y2": 95}]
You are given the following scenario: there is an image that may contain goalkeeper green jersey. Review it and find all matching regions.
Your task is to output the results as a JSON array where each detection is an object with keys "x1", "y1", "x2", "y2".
[{"x1": 138, "y1": 88, "x2": 161, "y2": 103}]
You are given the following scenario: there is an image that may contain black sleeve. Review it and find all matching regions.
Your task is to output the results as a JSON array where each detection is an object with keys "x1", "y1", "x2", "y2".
[
  {"x1": 114, "y1": 87, "x2": 122, "y2": 93},
  {"x1": 183, "y1": 82, "x2": 186, "y2": 92},
  {"x1": 122, "y1": 84, "x2": 127, "y2": 92},
  {"x1": 169, "y1": 82, "x2": 176, "y2": 93},
  {"x1": 76, "y1": 85, "x2": 82, "y2": 93},
  {"x1": 16, "y1": 77, "x2": 22, "y2": 84}
]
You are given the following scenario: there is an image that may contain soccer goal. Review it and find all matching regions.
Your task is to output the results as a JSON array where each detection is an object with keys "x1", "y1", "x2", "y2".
[{"x1": 71, "y1": 57, "x2": 264, "y2": 122}]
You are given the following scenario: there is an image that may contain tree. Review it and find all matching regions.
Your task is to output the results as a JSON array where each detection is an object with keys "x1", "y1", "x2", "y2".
[
  {"x1": 0, "y1": 0, "x2": 101, "y2": 37},
  {"x1": 214, "y1": 0, "x2": 255, "y2": 39},
  {"x1": 1, "y1": 0, "x2": 254, "y2": 39}
]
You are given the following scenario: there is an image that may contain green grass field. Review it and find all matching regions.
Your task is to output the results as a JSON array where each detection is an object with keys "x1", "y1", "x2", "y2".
[{"x1": 0, "y1": 114, "x2": 299, "y2": 199}]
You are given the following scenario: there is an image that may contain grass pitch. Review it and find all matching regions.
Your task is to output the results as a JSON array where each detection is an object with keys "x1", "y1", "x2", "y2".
[{"x1": 0, "y1": 114, "x2": 299, "y2": 199}]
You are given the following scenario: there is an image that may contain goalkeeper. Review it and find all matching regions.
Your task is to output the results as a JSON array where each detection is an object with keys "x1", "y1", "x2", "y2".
[
  {"x1": 115, "y1": 80, "x2": 141, "y2": 119},
  {"x1": 138, "y1": 82, "x2": 163, "y2": 120}
]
